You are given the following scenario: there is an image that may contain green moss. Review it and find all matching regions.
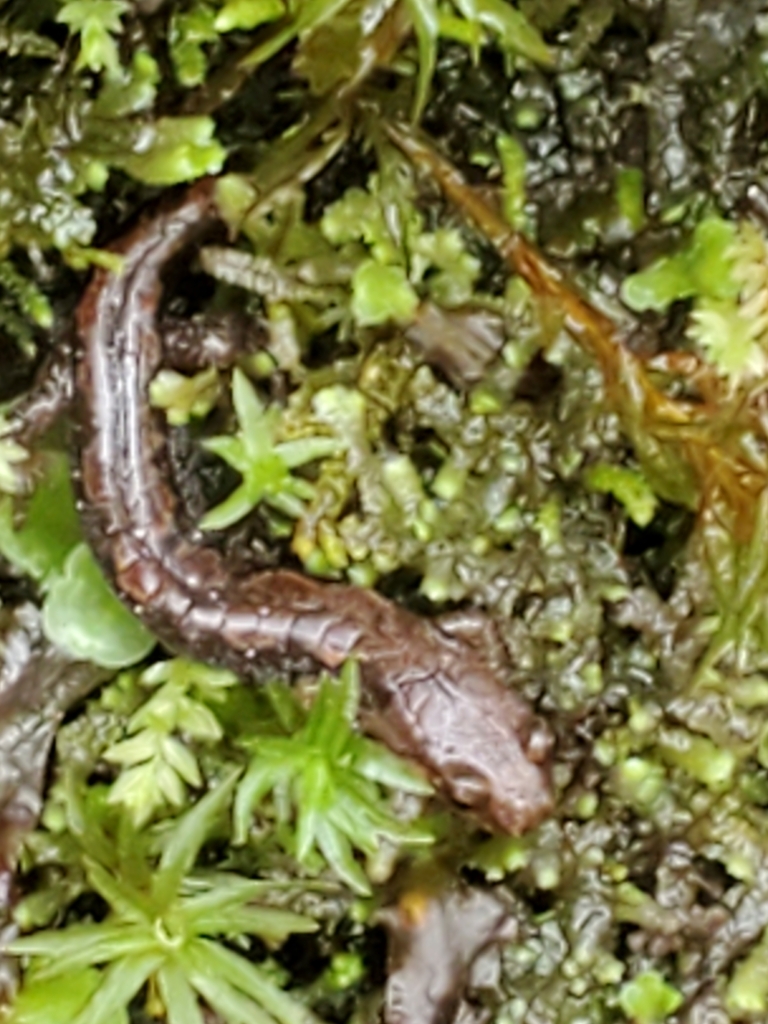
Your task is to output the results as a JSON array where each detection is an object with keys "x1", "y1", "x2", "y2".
[
  {"x1": 498, "y1": 133, "x2": 528, "y2": 233},
  {"x1": 57, "y1": 0, "x2": 130, "y2": 77},
  {"x1": 233, "y1": 663, "x2": 433, "y2": 895},
  {"x1": 612, "y1": 757, "x2": 666, "y2": 812},
  {"x1": 615, "y1": 167, "x2": 646, "y2": 234},
  {"x1": 351, "y1": 261, "x2": 419, "y2": 327},
  {"x1": 621, "y1": 217, "x2": 738, "y2": 313},
  {"x1": 7, "y1": 4, "x2": 768, "y2": 1023},
  {"x1": 43, "y1": 545, "x2": 155, "y2": 669},
  {"x1": 618, "y1": 971, "x2": 683, "y2": 1024},
  {"x1": 727, "y1": 929, "x2": 768, "y2": 1017},
  {"x1": 584, "y1": 463, "x2": 658, "y2": 527},
  {"x1": 10, "y1": 774, "x2": 320, "y2": 1024}
]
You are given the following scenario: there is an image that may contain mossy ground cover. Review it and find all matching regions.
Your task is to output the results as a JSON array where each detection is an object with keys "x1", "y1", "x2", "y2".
[{"x1": 2, "y1": 2, "x2": 768, "y2": 1022}]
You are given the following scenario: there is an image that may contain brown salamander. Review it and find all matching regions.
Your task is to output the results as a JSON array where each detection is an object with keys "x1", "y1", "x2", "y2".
[{"x1": 74, "y1": 178, "x2": 554, "y2": 835}]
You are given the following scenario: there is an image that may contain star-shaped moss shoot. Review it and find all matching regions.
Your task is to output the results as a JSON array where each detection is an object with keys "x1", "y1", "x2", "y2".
[
  {"x1": 234, "y1": 661, "x2": 434, "y2": 895},
  {"x1": 200, "y1": 368, "x2": 339, "y2": 531},
  {"x1": 9, "y1": 772, "x2": 321, "y2": 1024}
]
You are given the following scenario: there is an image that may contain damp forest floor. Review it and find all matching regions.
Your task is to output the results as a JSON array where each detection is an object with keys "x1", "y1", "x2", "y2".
[{"x1": 2, "y1": 2, "x2": 768, "y2": 1024}]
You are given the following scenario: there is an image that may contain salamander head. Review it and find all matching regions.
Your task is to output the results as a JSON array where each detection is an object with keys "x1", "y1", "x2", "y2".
[
  {"x1": 336, "y1": 599, "x2": 556, "y2": 835},
  {"x1": 442, "y1": 711, "x2": 554, "y2": 835}
]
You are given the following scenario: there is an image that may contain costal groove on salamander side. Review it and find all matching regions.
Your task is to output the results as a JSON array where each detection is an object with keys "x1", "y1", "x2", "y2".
[{"x1": 75, "y1": 179, "x2": 554, "y2": 835}]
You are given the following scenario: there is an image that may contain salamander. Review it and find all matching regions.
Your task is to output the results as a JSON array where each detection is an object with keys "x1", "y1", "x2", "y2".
[{"x1": 74, "y1": 178, "x2": 554, "y2": 835}]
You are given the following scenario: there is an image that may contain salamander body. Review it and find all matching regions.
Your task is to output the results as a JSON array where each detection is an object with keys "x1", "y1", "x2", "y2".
[{"x1": 75, "y1": 180, "x2": 554, "y2": 835}]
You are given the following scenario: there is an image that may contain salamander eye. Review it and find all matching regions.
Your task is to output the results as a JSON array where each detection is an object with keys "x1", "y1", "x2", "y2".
[
  {"x1": 524, "y1": 719, "x2": 553, "y2": 765},
  {"x1": 448, "y1": 770, "x2": 490, "y2": 809}
]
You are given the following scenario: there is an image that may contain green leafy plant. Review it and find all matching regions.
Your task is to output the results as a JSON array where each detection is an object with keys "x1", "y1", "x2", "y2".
[
  {"x1": 617, "y1": 970, "x2": 683, "y2": 1024},
  {"x1": 621, "y1": 215, "x2": 768, "y2": 384},
  {"x1": 726, "y1": 925, "x2": 768, "y2": 1018},
  {"x1": 169, "y1": 3, "x2": 220, "y2": 87},
  {"x1": 0, "y1": 260, "x2": 53, "y2": 329},
  {"x1": 0, "y1": 9, "x2": 226, "y2": 265},
  {"x1": 498, "y1": 133, "x2": 528, "y2": 233},
  {"x1": 404, "y1": 0, "x2": 552, "y2": 116},
  {"x1": 410, "y1": 227, "x2": 480, "y2": 305},
  {"x1": 319, "y1": 165, "x2": 483, "y2": 322},
  {"x1": 207, "y1": 0, "x2": 549, "y2": 119},
  {"x1": 201, "y1": 368, "x2": 340, "y2": 530},
  {"x1": 105, "y1": 659, "x2": 238, "y2": 827},
  {"x1": 584, "y1": 462, "x2": 658, "y2": 528},
  {"x1": 150, "y1": 366, "x2": 222, "y2": 426},
  {"x1": 690, "y1": 220, "x2": 768, "y2": 383},
  {"x1": 687, "y1": 298, "x2": 763, "y2": 381},
  {"x1": 350, "y1": 260, "x2": 418, "y2": 326},
  {"x1": 112, "y1": 115, "x2": 225, "y2": 187},
  {"x1": 234, "y1": 661, "x2": 434, "y2": 894},
  {"x1": 620, "y1": 216, "x2": 738, "y2": 314},
  {"x1": 0, "y1": 24, "x2": 59, "y2": 58},
  {"x1": 0, "y1": 452, "x2": 154, "y2": 667},
  {"x1": 214, "y1": 0, "x2": 285, "y2": 33},
  {"x1": 57, "y1": 0, "x2": 130, "y2": 78},
  {"x1": 43, "y1": 544, "x2": 156, "y2": 668},
  {"x1": 321, "y1": 184, "x2": 411, "y2": 264},
  {"x1": 9, "y1": 772, "x2": 321, "y2": 1024}
]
